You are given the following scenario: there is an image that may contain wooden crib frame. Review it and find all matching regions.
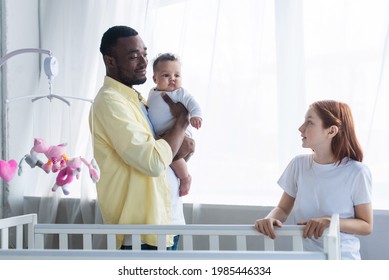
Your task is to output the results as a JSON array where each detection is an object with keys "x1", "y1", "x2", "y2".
[{"x1": 0, "y1": 213, "x2": 340, "y2": 259}]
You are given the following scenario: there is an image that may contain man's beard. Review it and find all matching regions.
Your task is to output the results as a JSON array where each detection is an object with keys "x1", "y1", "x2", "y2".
[
  {"x1": 117, "y1": 68, "x2": 147, "y2": 87},
  {"x1": 119, "y1": 75, "x2": 147, "y2": 87},
  {"x1": 131, "y1": 76, "x2": 147, "y2": 86}
]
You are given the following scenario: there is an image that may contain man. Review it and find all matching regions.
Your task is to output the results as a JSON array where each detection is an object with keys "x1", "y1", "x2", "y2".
[{"x1": 90, "y1": 25, "x2": 194, "y2": 249}]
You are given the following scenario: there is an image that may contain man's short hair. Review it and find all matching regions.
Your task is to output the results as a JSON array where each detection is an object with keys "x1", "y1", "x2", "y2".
[{"x1": 100, "y1": 26, "x2": 138, "y2": 56}]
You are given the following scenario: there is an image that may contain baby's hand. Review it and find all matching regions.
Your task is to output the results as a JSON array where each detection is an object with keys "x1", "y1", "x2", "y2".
[{"x1": 190, "y1": 117, "x2": 202, "y2": 129}]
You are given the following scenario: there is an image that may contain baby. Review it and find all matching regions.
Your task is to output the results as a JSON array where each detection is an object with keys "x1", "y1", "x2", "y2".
[{"x1": 147, "y1": 53, "x2": 202, "y2": 196}]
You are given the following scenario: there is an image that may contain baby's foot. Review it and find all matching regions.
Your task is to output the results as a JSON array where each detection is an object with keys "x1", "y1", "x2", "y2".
[{"x1": 179, "y1": 174, "x2": 192, "y2": 196}]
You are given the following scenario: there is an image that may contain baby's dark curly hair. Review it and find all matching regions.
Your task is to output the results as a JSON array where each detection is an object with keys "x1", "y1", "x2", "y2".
[{"x1": 153, "y1": 53, "x2": 181, "y2": 72}]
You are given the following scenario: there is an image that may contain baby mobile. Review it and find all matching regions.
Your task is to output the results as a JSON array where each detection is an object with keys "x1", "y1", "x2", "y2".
[
  {"x1": 17, "y1": 138, "x2": 100, "y2": 195},
  {"x1": 0, "y1": 48, "x2": 99, "y2": 194},
  {"x1": 0, "y1": 138, "x2": 100, "y2": 195}
]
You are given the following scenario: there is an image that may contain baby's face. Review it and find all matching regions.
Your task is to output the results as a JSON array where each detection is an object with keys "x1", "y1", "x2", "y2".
[{"x1": 153, "y1": 60, "x2": 182, "y2": 91}]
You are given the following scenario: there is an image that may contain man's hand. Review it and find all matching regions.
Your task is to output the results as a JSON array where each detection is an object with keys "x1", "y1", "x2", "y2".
[
  {"x1": 160, "y1": 93, "x2": 190, "y2": 158},
  {"x1": 161, "y1": 92, "x2": 189, "y2": 121}
]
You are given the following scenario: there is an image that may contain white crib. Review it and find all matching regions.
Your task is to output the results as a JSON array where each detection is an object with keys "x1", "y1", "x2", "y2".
[{"x1": 0, "y1": 213, "x2": 340, "y2": 259}]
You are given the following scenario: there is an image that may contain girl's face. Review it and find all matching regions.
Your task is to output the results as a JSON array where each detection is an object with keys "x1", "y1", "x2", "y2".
[
  {"x1": 153, "y1": 60, "x2": 182, "y2": 91},
  {"x1": 298, "y1": 107, "x2": 333, "y2": 151}
]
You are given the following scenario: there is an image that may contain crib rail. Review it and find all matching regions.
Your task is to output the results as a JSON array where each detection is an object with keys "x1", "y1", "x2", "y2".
[
  {"x1": 0, "y1": 213, "x2": 340, "y2": 259},
  {"x1": 34, "y1": 223, "x2": 307, "y2": 251},
  {"x1": 0, "y1": 249, "x2": 329, "y2": 260},
  {"x1": 0, "y1": 214, "x2": 37, "y2": 249}
]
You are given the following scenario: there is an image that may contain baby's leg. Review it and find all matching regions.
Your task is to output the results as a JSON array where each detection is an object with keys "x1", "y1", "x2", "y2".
[{"x1": 171, "y1": 158, "x2": 191, "y2": 196}]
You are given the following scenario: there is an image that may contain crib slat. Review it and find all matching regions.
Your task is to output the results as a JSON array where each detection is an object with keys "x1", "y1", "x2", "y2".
[
  {"x1": 35, "y1": 233, "x2": 44, "y2": 249},
  {"x1": 157, "y1": 235, "x2": 167, "y2": 251},
  {"x1": 16, "y1": 225, "x2": 23, "y2": 249},
  {"x1": 27, "y1": 215, "x2": 37, "y2": 249},
  {"x1": 1, "y1": 228, "x2": 9, "y2": 249},
  {"x1": 59, "y1": 233, "x2": 68, "y2": 250},
  {"x1": 182, "y1": 235, "x2": 193, "y2": 251},
  {"x1": 209, "y1": 235, "x2": 219, "y2": 250},
  {"x1": 132, "y1": 234, "x2": 141, "y2": 250},
  {"x1": 292, "y1": 235, "x2": 303, "y2": 251},
  {"x1": 236, "y1": 235, "x2": 246, "y2": 250},
  {"x1": 83, "y1": 234, "x2": 92, "y2": 250},
  {"x1": 264, "y1": 236, "x2": 275, "y2": 251},
  {"x1": 107, "y1": 234, "x2": 116, "y2": 250}
]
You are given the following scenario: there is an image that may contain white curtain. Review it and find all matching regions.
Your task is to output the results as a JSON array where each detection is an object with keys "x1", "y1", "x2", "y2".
[
  {"x1": 144, "y1": 0, "x2": 389, "y2": 209},
  {"x1": 3, "y1": 0, "x2": 389, "y2": 229},
  {"x1": 4, "y1": 0, "x2": 152, "y2": 226}
]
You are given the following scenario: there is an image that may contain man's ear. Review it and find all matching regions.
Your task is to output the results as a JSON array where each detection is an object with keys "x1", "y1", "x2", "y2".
[
  {"x1": 103, "y1": 55, "x2": 115, "y2": 68},
  {"x1": 328, "y1": 125, "x2": 339, "y2": 138}
]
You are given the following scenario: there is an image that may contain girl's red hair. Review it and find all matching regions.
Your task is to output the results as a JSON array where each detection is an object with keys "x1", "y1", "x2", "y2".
[{"x1": 311, "y1": 100, "x2": 363, "y2": 163}]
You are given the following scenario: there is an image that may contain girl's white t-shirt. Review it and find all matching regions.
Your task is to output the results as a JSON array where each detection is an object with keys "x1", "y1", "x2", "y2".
[{"x1": 278, "y1": 154, "x2": 372, "y2": 260}]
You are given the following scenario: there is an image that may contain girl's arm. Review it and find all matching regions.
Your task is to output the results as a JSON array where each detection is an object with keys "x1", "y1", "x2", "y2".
[
  {"x1": 254, "y1": 192, "x2": 295, "y2": 239},
  {"x1": 299, "y1": 203, "x2": 373, "y2": 239},
  {"x1": 340, "y1": 203, "x2": 373, "y2": 235}
]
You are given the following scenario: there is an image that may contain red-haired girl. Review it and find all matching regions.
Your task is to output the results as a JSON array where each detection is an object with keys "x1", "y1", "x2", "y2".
[{"x1": 255, "y1": 100, "x2": 373, "y2": 259}]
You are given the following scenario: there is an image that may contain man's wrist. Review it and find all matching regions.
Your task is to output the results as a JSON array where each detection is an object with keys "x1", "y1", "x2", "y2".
[{"x1": 177, "y1": 114, "x2": 190, "y2": 128}]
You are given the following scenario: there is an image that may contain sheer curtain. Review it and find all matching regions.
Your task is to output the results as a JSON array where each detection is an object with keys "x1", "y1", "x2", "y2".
[
  {"x1": 143, "y1": 0, "x2": 287, "y2": 206},
  {"x1": 4, "y1": 0, "x2": 151, "y2": 225},
  {"x1": 144, "y1": 0, "x2": 389, "y2": 209},
  {"x1": 3, "y1": 0, "x2": 389, "y2": 228},
  {"x1": 300, "y1": 0, "x2": 389, "y2": 209}
]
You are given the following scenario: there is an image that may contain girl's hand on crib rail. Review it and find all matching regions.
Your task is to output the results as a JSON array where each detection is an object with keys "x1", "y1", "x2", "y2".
[
  {"x1": 255, "y1": 192, "x2": 294, "y2": 239},
  {"x1": 254, "y1": 218, "x2": 283, "y2": 239},
  {"x1": 297, "y1": 216, "x2": 331, "y2": 239}
]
